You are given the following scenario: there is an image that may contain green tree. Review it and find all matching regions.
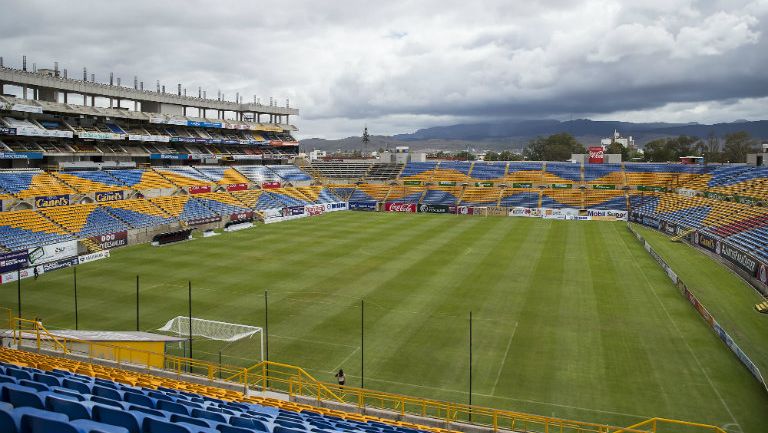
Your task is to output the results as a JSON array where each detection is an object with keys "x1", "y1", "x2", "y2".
[
  {"x1": 722, "y1": 131, "x2": 756, "y2": 163},
  {"x1": 605, "y1": 141, "x2": 629, "y2": 161},
  {"x1": 524, "y1": 133, "x2": 585, "y2": 161},
  {"x1": 454, "y1": 150, "x2": 476, "y2": 161},
  {"x1": 642, "y1": 135, "x2": 699, "y2": 162},
  {"x1": 498, "y1": 150, "x2": 523, "y2": 161},
  {"x1": 484, "y1": 151, "x2": 499, "y2": 161}
]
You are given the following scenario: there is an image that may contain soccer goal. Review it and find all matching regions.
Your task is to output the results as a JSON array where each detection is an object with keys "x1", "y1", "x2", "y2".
[{"x1": 158, "y1": 316, "x2": 264, "y2": 362}]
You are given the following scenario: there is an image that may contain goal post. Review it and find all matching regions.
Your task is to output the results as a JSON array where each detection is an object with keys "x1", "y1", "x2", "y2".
[{"x1": 158, "y1": 316, "x2": 264, "y2": 361}]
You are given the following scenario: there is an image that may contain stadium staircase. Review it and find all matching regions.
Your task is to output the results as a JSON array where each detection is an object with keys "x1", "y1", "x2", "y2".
[
  {"x1": 80, "y1": 238, "x2": 103, "y2": 253},
  {"x1": 670, "y1": 228, "x2": 696, "y2": 242}
]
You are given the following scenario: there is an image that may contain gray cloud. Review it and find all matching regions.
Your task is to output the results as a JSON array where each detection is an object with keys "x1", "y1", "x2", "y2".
[{"x1": 0, "y1": 0, "x2": 765, "y2": 138}]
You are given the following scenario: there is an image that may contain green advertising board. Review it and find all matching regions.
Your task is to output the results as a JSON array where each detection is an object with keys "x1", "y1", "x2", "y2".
[
  {"x1": 551, "y1": 183, "x2": 573, "y2": 189},
  {"x1": 592, "y1": 184, "x2": 616, "y2": 190},
  {"x1": 734, "y1": 195, "x2": 760, "y2": 205},
  {"x1": 637, "y1": 186, "x2": 667, "y2": 192},
  {"x1": 403, "y1": 180, "x2": 421, "y2": 186},
  {"x1": 512, "y1": 182, "x2": 532, "y2": 188},
  {"x1": 475, "y1": 181, "x2": 494, "y2": 187},
  {"x1": 703, "y1": 191, "x2": 728, "y2": 200},
  {"x1": 438, "y1": 181, "x2": 457, "y2": 186}
]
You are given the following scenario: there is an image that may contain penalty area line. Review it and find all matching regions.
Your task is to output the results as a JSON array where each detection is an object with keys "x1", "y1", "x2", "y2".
[{"x1": 490, "y1": 321, "x2": 518, "y2": 396}]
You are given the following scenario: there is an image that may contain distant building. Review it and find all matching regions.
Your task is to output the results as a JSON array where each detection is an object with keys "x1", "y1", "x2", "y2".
[
  {"x1": 600, "y1": 130, "x2": 635, "y2": 148},
  {"x1": 309, "y1": 150, "x2": 326, "y2": 161},
  {"x1": 380, "y1": 146, "x2": 426, "y2": 163}
]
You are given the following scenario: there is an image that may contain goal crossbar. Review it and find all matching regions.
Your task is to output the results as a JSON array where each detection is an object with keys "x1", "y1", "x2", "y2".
[{"x1": 158, "y1": 316, "x2": 262, "y2": 342}]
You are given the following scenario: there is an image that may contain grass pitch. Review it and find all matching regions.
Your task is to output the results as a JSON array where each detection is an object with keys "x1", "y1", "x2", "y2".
[{"x1": 2, "y1": 212, "x2": 767, "y2": 432}]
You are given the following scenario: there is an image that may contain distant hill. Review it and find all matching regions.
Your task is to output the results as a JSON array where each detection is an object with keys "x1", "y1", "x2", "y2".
[{"x1": 300, "y1": 119, "x2": 768, "y2": 153}]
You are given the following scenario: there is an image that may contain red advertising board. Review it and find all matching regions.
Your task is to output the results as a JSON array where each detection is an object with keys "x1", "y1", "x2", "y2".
[
  {"x1": 588, "y1": 146, "x2": 604, "y2": 164},
  {"x1": 89, "y1": 231, "x2": 128, "y2": 250},
  {"x1": 456, "y1": 206, "x2": 475, "y2": 215},
  {"x1": 229, "y1": 211, "x2": 254, "y2": 221},
  {"x1": 226, "y1": 183, "x2": 248, "y2": 192},
  {"x1": 261, "y1": 181, "x2": 281, "y2": 189},
  {"x1": 384, "y1": 202, "x2": 417, "y2": 212},
  {"x1": 189, "y1": 185, "x2": 212, "y2": 194},
  {"x1": 305, "y1": 204, "x2": 325, "y2": 216}
]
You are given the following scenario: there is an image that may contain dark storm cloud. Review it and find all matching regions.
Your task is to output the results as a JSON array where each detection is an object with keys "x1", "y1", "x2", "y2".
[{"x1": 0, "y1": 0, "x2": 766, "y2": 138}]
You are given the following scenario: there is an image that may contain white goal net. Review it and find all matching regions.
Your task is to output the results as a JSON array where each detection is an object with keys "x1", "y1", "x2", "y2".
[{"x1": 158, "y1": 316, "x2": 264, "y2": 360}]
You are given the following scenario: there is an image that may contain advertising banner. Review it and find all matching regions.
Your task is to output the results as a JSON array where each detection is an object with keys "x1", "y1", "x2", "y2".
[
  {"x1": 512, "y1": 182, "x2": 532, "y2": 188},
  {"x1": 588, "y1": 146, "x2": 605, "y2": 164},
  {"x1": 78, "y1": 250, "x2": 110, "y2": 265},
  {"x1": 27, "y1": 240, "x2": 78, "y2": 266},
  {"x1": 41, "y1": 257, "x2": 79, "y2": 273},
  {"x1": 712, "y1": 322, "x2": 766, "y2": 386},
  {"x1": 683, "y1": 286, "x2": 715, "y2": 326},
  {"x1": 305, "y1": 204, "x2": 326, "y2": 216},
  {"x1": 693, "y1": 231, "x2": 720, "y2": 253},
  {"x1": 261, "y1": 181, "x2": 281, "y2": 189},
  {"x1": 226, "y1": 183, "x2": 248, "y2": 192},
  {"x1": 187, "y1": 215, "x2": 221, "y2": 226},
  {"x1": 551, "y1": 183, "x2": 573, "y2": 189},
  {"x1": 660, "y1": 220, "x2": 678, "y2": 235},
  {"x1": 324, "y1": 202, "x2": 348, "y2": 212},
  {"x1": 438, "y1": 181, "x2": 457, "y2": 186},
  {"x1": 94, "y1": 190, "x2": 125, "y2": 203},
  {"x1": 0, "y1": 127, "x2": 16, "y2": 135},
  {"x1": 587, "y1": 209, "x2": 628, "y2": 220},
  {"x1": 150, "y1": 153, "x2": 190, "y2": 160},
  {"x1": 189, "y1": 185, "x2": 212, "y2": 194},
  {"x1": 350, "y1": 201, "x2": 377, "y2": 211},
  {"x1": 639, "y1": 214, "x2": 660, "y2": 228},
  {"x1": 403, "y1": 180, "x2": 421, "y2": 186},
  {"x1": 418, "y1": 204, "x2": 455, "y2": 214},
  {"x1": 283, "y1": 206, "x2": 306, "y2": 217},
  {"x1": 89, "y1": 231, "x2": 128, "y2": 250},
  {"x1": 758, "y1": 263, "x2": 768, "y2": 286},
  {"x1": 475, "y1": 181, "x2": 494, "y2": 187},
  {"x1": 487, "y1": 206, "x2": 508, "y2": 216},
  {"x1": 384, "y1": 202, "x2": 417, "y2": 212},
  {"x1": 230, "y1": 211, "x2": 254, "y2": 221},
  {"x1": 0, "y1": 151, "x2": 43, "y2": 159},
  {"x1": 509, "y1": 207, "x2": 533, "y2": 217},
  {"x1": 592, "y1": 184, "x2": 616, "y2": 190},
  {"x1": 637, "y1": 186, "x2": 667, "y2": 192},
  {"x1": 35, "y1": 194, "x2": 70, "y2": 208},
  {"x1": 719, "y1": 243, "x2": 758, "y2": 275},
  {"x1": 78, "y1": 131, "x2": 124, "y2": 140},
  {"x1": 0, "y1": 251, "x2": 29, "y2": 273},
  {"x1": 456, "y1": 206, "x2": 475, "y2": 215}
]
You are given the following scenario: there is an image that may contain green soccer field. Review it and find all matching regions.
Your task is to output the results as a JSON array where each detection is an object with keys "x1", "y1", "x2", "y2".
[{"x1": 2, "y1": 212, "x2": 767, "y2": 432}]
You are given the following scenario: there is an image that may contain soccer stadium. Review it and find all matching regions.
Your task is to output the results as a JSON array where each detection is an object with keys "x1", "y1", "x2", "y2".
[{"x1": 0, "y1": 12, "x2": 767, "y2": 429}]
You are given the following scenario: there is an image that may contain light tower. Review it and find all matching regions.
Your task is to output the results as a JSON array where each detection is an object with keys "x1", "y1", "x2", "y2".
[{"x1": 362, "y1": 126, "x2": 370, "y2": 156}]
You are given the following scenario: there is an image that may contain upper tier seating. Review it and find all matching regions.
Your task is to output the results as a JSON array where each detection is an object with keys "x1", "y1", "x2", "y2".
[
  {"x1": 192, "y1": 167, "x2": 250, "y2": 185},
  {"x1": 421, "y1": 188, "x2": 460, "y2": 205},
  {"x1": 106, "y1": 170, "x2": 176, "y2": 190},
  {"x1": 503, "y1": 162, "x2": 543, "y2": 184},
  {"x1": 365, "y1": 164, "x2": 403, "y2": 181},
  {"x1": 266, "y1": 166, "x2": 312, "y2": 182},
  {"x1": 101, "y1": 200, "x2": 178, "y2": 229},
  {"x1": 398, "y1": 162, "x2": 438, "y2": 182},
  {"x1": 0, "y1": 171, "x2": 75, "y2": 199},
  {"x1": 40, "y1": 204, "x2": 129, "y2": 238},
  {"x1": 154, "y1": 168, "x2": 214, "y2": 187},
  {"x1": 308, "y1": 162, "x2": 371, "y2": 179},
  {"x1": 432, "y1": 162, "x2": 472, "y2": 183},
  {"x1": 150, "y1": 196, "x2": 219, "y2": 222},
  {"x1": 459, "y1": 188, "x2": 501, "y2": 206},
  {"x1": 54, "y1": 171, "x2": 127, "y2": 193},
  {"x1": 235, "y1": 167, "x2": 281, "y2": 184},
  {"x1": 469, "y1": 162, "x2": 507, "y2": 181},
  {"x1": 543, "y1": 162, "x2": 582, "y2": 183}
]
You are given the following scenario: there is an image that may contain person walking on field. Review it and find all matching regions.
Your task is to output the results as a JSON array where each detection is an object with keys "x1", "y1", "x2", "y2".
[{"x1": 334, "y1": 369, "x2": 346, "y2": 389}]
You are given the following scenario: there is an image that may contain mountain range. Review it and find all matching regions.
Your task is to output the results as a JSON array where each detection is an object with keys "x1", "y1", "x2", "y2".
[{"x1": 300, "y1": 119, "x2": 768, "y2": 153}]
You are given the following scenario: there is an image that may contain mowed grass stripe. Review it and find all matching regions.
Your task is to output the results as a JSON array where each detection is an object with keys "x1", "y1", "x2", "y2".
[{"x1": 2, "y1": 213, "x2": 767, "y2": 432}]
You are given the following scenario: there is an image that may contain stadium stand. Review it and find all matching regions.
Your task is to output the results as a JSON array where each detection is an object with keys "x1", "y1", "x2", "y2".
[
  {"x1": 154, "y1": 167, "x2": 215, "y2": 187},
  {"x1": 421, "y1": 187, "x2": 461, "y2": 205},
  {"x1": 0, "y1": 209, "x2": 74, "y2": 251},
  {"x1": 234, "y1": 167, "x2": 282, "y2": 185},
  {"x1": 106, "y1": 170, "x2": 176, "y2": 191},
  {"x1": 307, "y1": 161, "x2": 371, "y2": 180},
  {"x1": 499, "y1": 189, "x2": 540, "y2": 208},
  {"x1": 39, "y1": 204, "x2": 129, "y2": 238},
  {"x1": 431, "y1": 161, "x2": 472, "y2": 183},
  {"x1": 459, "y1": 187, "x2": 501, "y2": 206},
  {"x1": 150, "y1": 196, "x2": 219, "y2": 223},
  {"x1": 386, "y1": 186, "x2": 425, "y2": 203},
  {"x1": 503, "y1": 162, "x2": 543, "y2": 184},
  {"x1": 469, "y1": 162, "x2": 507, "y2": 182},
  {"x1": 365, "y1": 163, "x2": 403, "y2": 181},
  {"x1": 542, "y1": 162, "x2": 582, "y2": 184},
  {"x1": 193, "y1": 167, "x2": 251, "y2": 186},
  {"x1": 398, "y1": 162, "x2": 438, "y2": 183},
  {"x1": 0, "y1": 346, "x2": 453, "y2": 433},
  {"x1": 100, "y1": 199, "x2": 177, "y2": 229},
  {"x1": 266, "y1": 165, "x2": 312, "y2": 183},
  {"x1": 53, "y1": 171, "x2": 127, "y2": 193}
]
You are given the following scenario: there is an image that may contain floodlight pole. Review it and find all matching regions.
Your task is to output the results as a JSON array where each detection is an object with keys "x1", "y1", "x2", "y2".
[
  {"x1": 361, "y1": 299, "x2": 365, "y2": 389},
  {"x1": 264, "y1": 290, "x2": 269, "y2": 390},
  {"x1": 73, "y1": 266, "x2": 78, "y2": 330},
  {"x1": 136, "y1": 275, "x2": 140, "y2": 331},
  {"x1": 17, "y1": 266, "x2": 21, "y2": 319},
  {"x1": 469, "y1": 310, "x2": 473, "y2": 421},
  {"x1": 188, "y1": 281, "x2": 193, "y2": 361}
]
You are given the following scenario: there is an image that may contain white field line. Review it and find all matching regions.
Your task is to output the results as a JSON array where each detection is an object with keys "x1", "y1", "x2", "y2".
[
  {"x1": 491, "y1": 321, "x2": 518, "y2": 396},
  {"x1": 613, "y1": 224, "x2": 741, "y2": 430}
]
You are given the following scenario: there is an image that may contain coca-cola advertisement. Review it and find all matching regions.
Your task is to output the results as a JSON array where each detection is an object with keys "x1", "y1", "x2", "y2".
[
  {"x1": 262, "y1": 181, "x2": 281, "y2": 189},
  {"x1": 384, "y1": 202, "x2": 417, "y2": 212},
  {"x1": 226, "y1": 183, "x2": 248, "y2": 192},
  {"x1": 189, "y1": 185, "x2": 212, "y2": 194},
  {"x1": 229, "y1": 211, "x2": 254, "y2": 222},
  {"x1": 305, "y1": 204, "x2": 325, "y2": 216},
  {"x1": 588, "y1": 146, "x2": 604, "y2": 164}
]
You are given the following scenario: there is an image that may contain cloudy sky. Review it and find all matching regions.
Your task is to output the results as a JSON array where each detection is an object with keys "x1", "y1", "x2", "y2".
[{"x1": 1, "y1": 0, "x2": 766, "y2": 139}]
